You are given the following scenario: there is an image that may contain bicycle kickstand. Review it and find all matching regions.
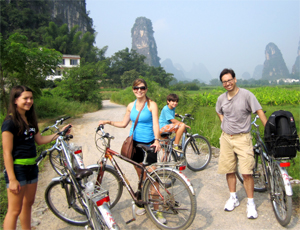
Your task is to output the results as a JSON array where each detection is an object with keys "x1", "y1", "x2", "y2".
[{"x1": 125, "y1": 201, "x2": 137, "y2": 224}]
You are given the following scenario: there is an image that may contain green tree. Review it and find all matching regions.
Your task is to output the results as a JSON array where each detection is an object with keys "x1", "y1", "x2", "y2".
[
  {"x1": 121, "y1": 69, "x2": 140, "y2": 88},
  {"x1": 0, "y1": 33, "x2": 62, "y2": 111},
  {"x1": 52, "y1": 62, "x2": 105, "y2": 105},
  {"x1": 107, "y1": 48, "x2": 147, "y2": 87},
  {"x1": 144, "y1": 66, "x2": 174, "y2": 88},
  {"x1": 43, "y1": 22, "x2": 100, "y2": 64}
]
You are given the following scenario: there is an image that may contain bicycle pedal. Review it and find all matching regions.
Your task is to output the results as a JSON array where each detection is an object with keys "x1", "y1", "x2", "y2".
[{"x1": 125, "y1": 218, "x2": 136, "y2": 224}]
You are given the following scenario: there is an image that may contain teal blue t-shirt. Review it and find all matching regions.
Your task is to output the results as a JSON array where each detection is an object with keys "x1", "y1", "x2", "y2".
[
  {"x1": 159, "y1": 105, "x2": 175, "y2": 129},
  {"x1": 129, "y1": 100, "x2": 154, "y2": 143}
]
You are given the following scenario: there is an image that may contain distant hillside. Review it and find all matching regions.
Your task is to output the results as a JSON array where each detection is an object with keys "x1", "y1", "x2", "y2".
[
  {"x1": 291, "y1": 40, "x2": 300, "y2": 78},
  {"x1": 262, "y1": 42, "x2": 289, "y2": 80},
  {"x1": 176, "y1": 63, "x2": 212, "y2": 83},
  {"x1": 131, "y1": 17, "x2": 160, "y2": 67},
  {"x1": 0, "y1": 0, "x2": 93, "y2": 39},
  {"x1": 161, "y1": 59, "x2": 188, "y2": 81},
  {"x1": 252, "y1": 65, "x2": 263, "y2": 79}
]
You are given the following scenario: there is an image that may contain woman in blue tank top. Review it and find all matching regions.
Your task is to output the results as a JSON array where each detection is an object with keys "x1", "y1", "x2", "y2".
[
  {"x1": 99, "y1": 78, "x2": 161, "y2": 164},
  {"x1": 98, "y1": 79, "x2": 165, "y2": 219}
]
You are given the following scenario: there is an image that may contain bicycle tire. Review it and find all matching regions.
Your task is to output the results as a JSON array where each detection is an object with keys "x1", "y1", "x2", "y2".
[
  {"x1": 45, "y1": 180, "x2": 88, "y2": 226},
  {"x1": 90, "y1": 201, "x2": 107, "y2": 229},
  {"x1": 184, "y1": 135, "x2": 212, "y2": 171},
  {"x1": 142, "y1": 169, "x2": 196, "y2": 230},
  {"x1": 49, "y1": 150, "x2": 65, "y2": 176},
  {"x1": 87, "y1": 165, "x2": 123, "y2": 209},
  {"x1": 271, "y1": 164, "x2": 292, "y2": 226},
  {"x1": 236, "y1": 150, "x2": 268, "y2": 192}
]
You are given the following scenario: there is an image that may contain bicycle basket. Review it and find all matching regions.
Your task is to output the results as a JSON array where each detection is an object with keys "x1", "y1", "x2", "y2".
[{"x1": 265, "y1": 135, "x2": 299, "y2": 159}]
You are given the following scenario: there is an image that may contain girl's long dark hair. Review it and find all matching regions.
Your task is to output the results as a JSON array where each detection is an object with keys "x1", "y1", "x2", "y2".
[{"x1": 5, "y1": 85, "x2": 39, "y2": 135}]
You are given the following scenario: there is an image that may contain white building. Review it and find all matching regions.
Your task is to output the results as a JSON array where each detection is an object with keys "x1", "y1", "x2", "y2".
[
  {"x1": 275, "y1": 78, "x2": 300, "y2": 84},
  {"x1": 46, "y1": 54, "x2": 80, "y2": 80}
]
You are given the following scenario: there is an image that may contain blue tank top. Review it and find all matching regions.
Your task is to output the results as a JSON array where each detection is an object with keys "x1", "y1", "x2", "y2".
[{"x1": 129, "y1": 100, "x2": 154, "y2": 143}]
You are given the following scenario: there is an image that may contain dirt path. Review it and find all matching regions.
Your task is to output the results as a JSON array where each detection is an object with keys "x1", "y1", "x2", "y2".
[{"x1": 31, "y1": 100, "x2": 299, "y2": 230}]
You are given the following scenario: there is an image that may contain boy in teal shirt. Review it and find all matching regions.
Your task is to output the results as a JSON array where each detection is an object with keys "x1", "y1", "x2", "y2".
[{"x1": 159, "y1": 94, "x2": 190, "y2": 152}]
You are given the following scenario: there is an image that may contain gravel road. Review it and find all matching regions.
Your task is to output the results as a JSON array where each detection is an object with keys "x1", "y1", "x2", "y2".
[{"x1": 30, "y1": 100, "x2": 299, "y2": 230}]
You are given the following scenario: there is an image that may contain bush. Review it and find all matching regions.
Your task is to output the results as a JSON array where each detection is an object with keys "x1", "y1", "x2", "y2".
[{"x1": 35, "y1": 94, "x2": 101, "y2": 119}]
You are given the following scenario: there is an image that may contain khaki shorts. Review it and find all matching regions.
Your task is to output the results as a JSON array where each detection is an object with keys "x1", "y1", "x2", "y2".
[{"x1": 218, "y1": 132, "x2": 254, "y2": 175}]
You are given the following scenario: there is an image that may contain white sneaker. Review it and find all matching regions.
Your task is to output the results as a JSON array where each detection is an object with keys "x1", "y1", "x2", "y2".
[
  {"x1": 136, "y1": 207, "x2": 146, "y2": 216},
  {"x1": 247, "y1": 203, "x2": 258, "y2": 219},
  {"x1": 224, "y1": 197, "x2": 240, "y2": 211}
]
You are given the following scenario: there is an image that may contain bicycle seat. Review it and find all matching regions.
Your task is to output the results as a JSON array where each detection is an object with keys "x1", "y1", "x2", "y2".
[
  {"x1": 136, "y1": 144, "x2": 155, "y2": 153},
  {"x1": 74, "y1": 167, "x2": 93, "y2": 180},
  {"x1": 161, "y1": 132, "x2": 172, "y2": 138}
]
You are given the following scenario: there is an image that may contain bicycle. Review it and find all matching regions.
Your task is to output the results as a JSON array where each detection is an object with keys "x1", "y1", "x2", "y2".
[
  {"x1": 93, "y1": 124, "x2": 197, "y2": 230},
  {"x1": 236, "y1": 112, "x2": 296, "y2": 226},
  {"x1": 40, "y1": 116, "x2": 75, "y2": 175},
  {"x1": 159, "y1": 113, "x2": 212, "y2": 171},
  {"x1": 37, "y1": 125, "x2": 119, "y2": 229}
]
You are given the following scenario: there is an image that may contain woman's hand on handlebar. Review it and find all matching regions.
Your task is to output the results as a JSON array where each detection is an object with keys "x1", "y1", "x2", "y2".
[
  {"x1": 62, "y1": 124, "x2": 72, "y2": 135},
  {"x1": 98, "y1": 120, "x2": 110, "y2": 126}
]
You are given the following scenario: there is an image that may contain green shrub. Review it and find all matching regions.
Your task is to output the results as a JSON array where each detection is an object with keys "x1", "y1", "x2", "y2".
[{"x1": 35, "y1": 96, "x2": 101, "y2": 119}]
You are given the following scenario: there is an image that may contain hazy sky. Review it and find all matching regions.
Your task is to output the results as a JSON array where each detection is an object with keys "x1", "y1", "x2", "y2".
[{"x1": 86, "y1": 0, "x2": 299, "y2": 79}]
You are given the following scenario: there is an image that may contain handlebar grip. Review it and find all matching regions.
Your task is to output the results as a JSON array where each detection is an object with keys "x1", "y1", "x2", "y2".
[
  {"x1": 60, "y1": 124, "x2": 72, "y2": 136},
  {"x1": 62, "y1": 116, "x2": 71, "y2": 121},
  {"x1": 36, "y1": 150, "x2": 47, "y2": 162},
  {"x1": 97, "y1": 124, "x2": 104, "y2": 132},
  {"x1": 41, "y1": 127, "x2": 49, "y2": 133}
]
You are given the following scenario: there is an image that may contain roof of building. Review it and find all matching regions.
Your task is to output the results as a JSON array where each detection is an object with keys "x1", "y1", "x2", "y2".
[{"x1": 62, "y1": 54, "x2": 81, "y2": 59}]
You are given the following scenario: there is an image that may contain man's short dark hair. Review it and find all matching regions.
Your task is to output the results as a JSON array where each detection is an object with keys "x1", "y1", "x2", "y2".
[
  {"x1": 219, "y1": 68, "x2": 235, "y2": 81},
  {"x1": 167, "y1": 94, "x2": 179, "y2": 102}
]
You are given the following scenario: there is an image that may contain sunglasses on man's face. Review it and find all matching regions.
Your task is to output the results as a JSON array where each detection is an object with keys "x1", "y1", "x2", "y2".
[{"x1": 133, "y1": 86, "x2": 146, "y2": 91}]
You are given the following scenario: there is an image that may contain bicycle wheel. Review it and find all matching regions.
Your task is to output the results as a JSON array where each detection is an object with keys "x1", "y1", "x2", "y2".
[
  {"x1": 236, "y1": 151, "x2": 268, "y2": 192},
  {"x1": 184, "y1": 135, "x2": 212, "y2": 171},
  {"x1": 45, "y1": 180, "x2": 88, "y2": 226},
  {"x1": 49, "y1": 150, "x2": 65, "y2": 176},
  {"x1": 271, "y1": 164, "x2": 292, "y2": 226},
  {"x1": 87, "y1": 165, "x2": 123, "y2": 208},
  {"x1": 142, "y1": 169, "x2": 196, "y2": 230},
  {"x1": 90, "y1": 201, "x2": 106, "y2": 229}
]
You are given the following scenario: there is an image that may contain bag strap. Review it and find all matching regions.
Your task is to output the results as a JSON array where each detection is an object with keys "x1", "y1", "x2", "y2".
[{"x1": 132, "y1": 100, "x2": 146, "y2": 132}]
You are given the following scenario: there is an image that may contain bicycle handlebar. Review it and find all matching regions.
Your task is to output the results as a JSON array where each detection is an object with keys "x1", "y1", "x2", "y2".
[
  {"x1": 36, "y1": 150, "x2": 48, "y2": 163},
  {"x1": 175, "y1": 113, "x2": 194, "y2": 122},
  {"x1": 36, "y1": 126, "x2": 72, "y2": 164},
  {"x1": 251, "y1": 111, "x2": 266, "y2": 128},
  {"x1": 96, "y1": 125, "x2": 114, "y2": 140},
  {"x1": 41, "y1": 116, "x2": 71, "y2": 133}
]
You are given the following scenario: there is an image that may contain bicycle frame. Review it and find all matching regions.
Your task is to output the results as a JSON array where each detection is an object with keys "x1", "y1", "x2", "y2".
[
  {"x1": 95, "y1": 146, "x2": 194, "y2": 203},
  {"x1": 40, "y1": 126, "x2": 118, "y2": 229},
  {"x1": 252, "y1": 115, "x2": 293, "y2": 196}
]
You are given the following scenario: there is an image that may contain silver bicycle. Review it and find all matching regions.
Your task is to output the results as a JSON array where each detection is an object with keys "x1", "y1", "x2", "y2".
[
  {"x1": 37, "y1": 126, "x2": 119, "y2": 229},
  {"x1": 236, "y1": 113, "x2": 297, "y2": 226}
]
